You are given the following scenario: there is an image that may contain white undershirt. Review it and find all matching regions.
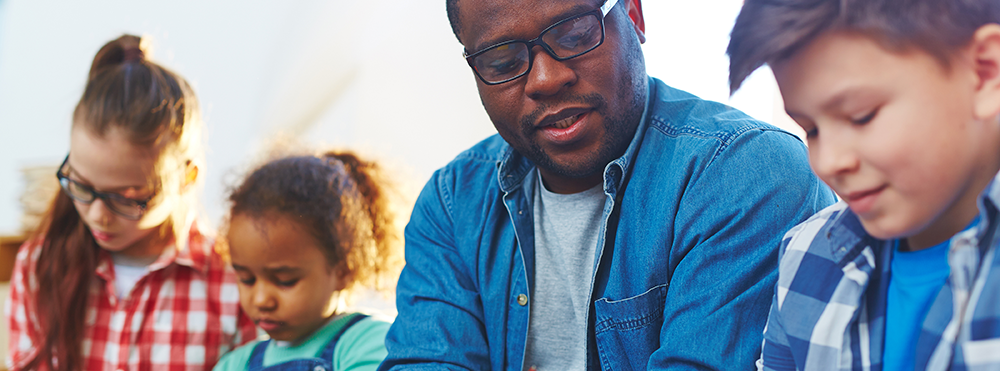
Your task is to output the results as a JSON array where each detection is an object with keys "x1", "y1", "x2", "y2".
[{"x1": 111, "y1": 253, "x2": 157, "y2": 299}]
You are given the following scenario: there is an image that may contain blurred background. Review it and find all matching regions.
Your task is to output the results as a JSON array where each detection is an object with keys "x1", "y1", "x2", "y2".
[{"x1": 0, "y1": 0, "x2": 796, "y2": 360}]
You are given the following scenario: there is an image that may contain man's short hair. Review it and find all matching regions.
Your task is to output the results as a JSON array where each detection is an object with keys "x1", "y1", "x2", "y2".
[
  {"x1": 446, "y1": 0, "x2": 462, "y2": 43},
  {"x1": 727, "y1": 0, "x2": 1000, "y2": 93}
]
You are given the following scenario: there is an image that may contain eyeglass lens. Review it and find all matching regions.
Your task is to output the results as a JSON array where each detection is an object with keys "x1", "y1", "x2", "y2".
[
  {"x1": 59, "y1": 177, "x2": 146, "y2": 219},
  {"x1": 472, "y1": 12, "x2": 603, "y2": 83}
]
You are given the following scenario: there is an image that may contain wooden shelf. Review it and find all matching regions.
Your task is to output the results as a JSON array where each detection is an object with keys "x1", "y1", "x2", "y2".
[{"x1": 0, "y1": 235, "x2": 25, "y2": 282}]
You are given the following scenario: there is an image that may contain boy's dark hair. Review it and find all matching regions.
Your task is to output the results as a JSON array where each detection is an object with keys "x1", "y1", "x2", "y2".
[
  {"x1": 225, "y1": 151, "x2": 403, "y2": 297},
  {"x1": 727, "y1": 0, "x2": 1000, "y2": 93}
]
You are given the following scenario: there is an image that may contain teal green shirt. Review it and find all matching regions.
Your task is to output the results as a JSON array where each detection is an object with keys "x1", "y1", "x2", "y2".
[{"x1": 213, "y1": 314, "x2": 390, "y2": 371}]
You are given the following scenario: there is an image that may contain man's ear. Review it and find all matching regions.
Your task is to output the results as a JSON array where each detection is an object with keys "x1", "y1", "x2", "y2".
[
  {"x1": 625, "y1": 0, "x2": 645, "y2": 44},
  {"x1": 971, "y1": 24, "x2": 1000, "y2": 120},
  {"x1": 183, "y1": 160, "x2": 199, "y2": 189}
]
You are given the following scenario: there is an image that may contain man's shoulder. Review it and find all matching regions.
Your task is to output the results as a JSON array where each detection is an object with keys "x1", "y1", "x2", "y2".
[
  {"x1": 430, "y1": 134, "x2": 508, "y2": 186},
  {"x1": 645, "y1": 77, "x2": 797, "y2": 146}
]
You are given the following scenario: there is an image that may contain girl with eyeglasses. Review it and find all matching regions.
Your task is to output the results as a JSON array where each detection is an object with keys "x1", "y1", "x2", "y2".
[{"x1": 6, "y1": 35, "x2": 256, "y2": 371}]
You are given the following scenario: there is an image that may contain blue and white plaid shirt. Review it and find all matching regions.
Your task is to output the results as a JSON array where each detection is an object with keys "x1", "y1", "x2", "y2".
[{"x1": 759, "y1": 172, "x2": 1000, "y2": 370}]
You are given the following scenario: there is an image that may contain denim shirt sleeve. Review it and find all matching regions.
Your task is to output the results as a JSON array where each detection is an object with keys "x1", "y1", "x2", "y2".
[
  {"x1": 379, "y1": 166, "x2": 490, "y2": 371},
  {"x1": 645, "y1": 128, "x2": 835, "y2": 370},
  {"x1": 758, "y1": 230, "x2": 800, "y2": 371}
]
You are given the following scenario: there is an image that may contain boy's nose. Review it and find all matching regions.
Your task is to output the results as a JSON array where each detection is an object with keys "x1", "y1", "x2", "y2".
[{"x1": 810, "y1": 136, "x2": 860, "y2": 182}]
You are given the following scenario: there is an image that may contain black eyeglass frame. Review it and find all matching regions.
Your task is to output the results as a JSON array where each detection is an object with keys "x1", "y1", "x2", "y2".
[
  {"x1": 463, "y1": 0, "x2": 620, "y2": 85},
  {"x1": 55, "y1": 154, "x2": 155, "y2": 221}
]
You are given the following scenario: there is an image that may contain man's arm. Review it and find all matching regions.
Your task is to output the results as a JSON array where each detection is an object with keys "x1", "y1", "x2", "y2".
[
  {"x1": 758, "y1": 288, "x2": 798, "y2": 371},
  {"x1": 379, "y1": 170, "x2": 491, "y2": 371},
  {"x1": 648, "y1": 129, "x2": 833, "y2": 370}
]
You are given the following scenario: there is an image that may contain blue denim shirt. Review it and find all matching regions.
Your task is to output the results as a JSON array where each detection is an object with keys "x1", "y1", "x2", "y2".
[{"x1": 381, "y1": 77, "x2": 835, "y2": 371}]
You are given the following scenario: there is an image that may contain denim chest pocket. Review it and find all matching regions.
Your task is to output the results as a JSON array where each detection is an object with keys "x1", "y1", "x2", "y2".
[{"x1": 593, "y1": 284, "x2": 668, "y2": 371}]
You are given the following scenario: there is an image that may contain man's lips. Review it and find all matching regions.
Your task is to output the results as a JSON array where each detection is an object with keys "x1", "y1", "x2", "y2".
[
  {"x1": 535, "y1": 107, "x2": 591, "y2": 129},
  {"x1": 532, "y1": 107, "x2": 594, "y2": 146}
]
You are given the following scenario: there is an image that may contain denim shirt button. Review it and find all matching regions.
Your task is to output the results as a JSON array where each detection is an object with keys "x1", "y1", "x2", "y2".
[
  {"x1": 517, "y1": 294, "x2": 528, "y2": 306},
  {"x1": 518, "y1": 210, "x2": 523, "y2": 215},
  {"x1": 314, "y1": 366, "x2": 326, "y2": 371}
]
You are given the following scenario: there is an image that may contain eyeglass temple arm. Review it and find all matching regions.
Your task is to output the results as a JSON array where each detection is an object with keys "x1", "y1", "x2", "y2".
[{"x1": 601, "y1": 0, "x2": 619, "y2": 16}]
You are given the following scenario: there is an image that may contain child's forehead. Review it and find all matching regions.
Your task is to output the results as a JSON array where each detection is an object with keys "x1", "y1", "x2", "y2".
[
  {"x1": 777, "y1": 29, "x2": 950, "y2": 74},
  {"x1": 69, "y1": 126, "x2": 161, "y2": 190},
  {"x1": 773, "y1": 31, "x2": 951, "y2": 108},
  {"x1": 227, "y1": 213, "x2": 330, "y2": 264}
]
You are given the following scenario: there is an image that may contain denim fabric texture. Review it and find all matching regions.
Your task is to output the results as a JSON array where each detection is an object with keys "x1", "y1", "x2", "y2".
[
  {"x1": 759, "y1": 169, "x2": 1000, "y2": 370},
  {"x1": 381, "y1": 77, "x2": 836, "y2": 371}
]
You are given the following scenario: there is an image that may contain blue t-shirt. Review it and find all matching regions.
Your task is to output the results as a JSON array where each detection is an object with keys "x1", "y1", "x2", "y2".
[{"x1": 884, "y1": 218, "x2": 979, "y2": 371}]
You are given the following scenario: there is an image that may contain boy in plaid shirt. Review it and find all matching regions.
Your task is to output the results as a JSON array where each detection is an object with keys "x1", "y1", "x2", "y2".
[{"x1": 728, "y1": 0, "x2": 1000, "y2": 369}]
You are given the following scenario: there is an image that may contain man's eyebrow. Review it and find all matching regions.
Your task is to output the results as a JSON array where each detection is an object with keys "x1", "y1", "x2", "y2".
[{"x1": 470, "y1": 3, "x2": 596, "y2": 53}]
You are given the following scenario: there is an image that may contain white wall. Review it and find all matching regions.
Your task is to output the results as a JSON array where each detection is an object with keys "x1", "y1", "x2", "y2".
[{"x1": 0, "y1": 0, "x2": 794, "y2": 235}]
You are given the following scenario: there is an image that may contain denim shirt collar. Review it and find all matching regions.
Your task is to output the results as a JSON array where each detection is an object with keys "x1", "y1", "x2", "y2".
[{"x1": 496, "y1": 76, "x2": 655, "y2": 194}]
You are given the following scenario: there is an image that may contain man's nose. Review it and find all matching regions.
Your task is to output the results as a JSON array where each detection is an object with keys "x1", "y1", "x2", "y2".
[{"x1": 523, "y1": 47, "x2": 578, "y2": 100}]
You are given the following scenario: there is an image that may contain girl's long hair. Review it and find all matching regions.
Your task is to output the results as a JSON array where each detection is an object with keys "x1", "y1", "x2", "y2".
[{"x1": 25, "y1": 34, "x2": 204, "y2": 371}]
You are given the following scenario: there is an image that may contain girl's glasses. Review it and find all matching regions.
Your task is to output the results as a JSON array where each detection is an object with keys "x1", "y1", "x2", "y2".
[{"x1": 55, "y1": 155, "x2": 154, "y2": 220}]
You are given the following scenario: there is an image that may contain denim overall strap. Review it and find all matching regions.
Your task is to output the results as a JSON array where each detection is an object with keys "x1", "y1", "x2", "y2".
[
  {"x1": 246, "y1": 313, "x2": 370, "y2": 371},
  {"x1": 317, "y1": 313, "x2": 370, "y2": 361},
  {"x1": 247, "y1": 340, "x2": 272, "y2": 370}
]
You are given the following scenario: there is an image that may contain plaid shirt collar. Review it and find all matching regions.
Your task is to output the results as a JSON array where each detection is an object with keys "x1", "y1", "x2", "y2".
[{"x1": 94, "y1": 227, "x2": 213, "y2": 282}]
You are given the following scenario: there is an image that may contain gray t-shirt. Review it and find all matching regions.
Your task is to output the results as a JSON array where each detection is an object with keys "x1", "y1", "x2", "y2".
[{"x1": 523, "y1": 171, "x2": 606, "y2": 371}]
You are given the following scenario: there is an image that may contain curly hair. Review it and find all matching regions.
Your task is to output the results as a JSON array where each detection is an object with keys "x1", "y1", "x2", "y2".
[{"x1": 225, "y1": 150, "x2": 404, "y2": 298}]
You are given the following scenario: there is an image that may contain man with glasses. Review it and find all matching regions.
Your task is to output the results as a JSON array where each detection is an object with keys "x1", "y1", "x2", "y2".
[{"x1": 381, "y1": 0, "x2": 835, "y2": 369}]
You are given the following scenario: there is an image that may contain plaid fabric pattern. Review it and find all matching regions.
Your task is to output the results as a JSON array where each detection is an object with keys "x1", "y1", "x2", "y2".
[
  {"x1": 759, "y1": 172, "x2": 1000, "y2": 370},
  {"x1": 5, "y1": 227, "x2": 257, "y2": 371}
]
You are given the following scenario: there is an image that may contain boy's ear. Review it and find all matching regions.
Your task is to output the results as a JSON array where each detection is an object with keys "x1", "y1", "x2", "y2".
[
  {"x1": 625, "y1": 0, "x2": 645, "y2": 44},
  {"x1": 971, "y1": 24, "x2": 1000, "y2": 120}
]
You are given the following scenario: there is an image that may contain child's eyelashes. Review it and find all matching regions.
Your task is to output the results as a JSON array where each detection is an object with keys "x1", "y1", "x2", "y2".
[
  {"x1": 850, "y1": 107, "x2": 880, "y2": 125},
  {"x1": 234, "y1": 275, "x2": 298, "y2": 288}
]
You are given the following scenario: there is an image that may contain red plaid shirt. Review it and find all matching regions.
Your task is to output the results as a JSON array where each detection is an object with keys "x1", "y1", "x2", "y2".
[{"x1": 5, "y1": 227, "x2": 257, "y2": 371}]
